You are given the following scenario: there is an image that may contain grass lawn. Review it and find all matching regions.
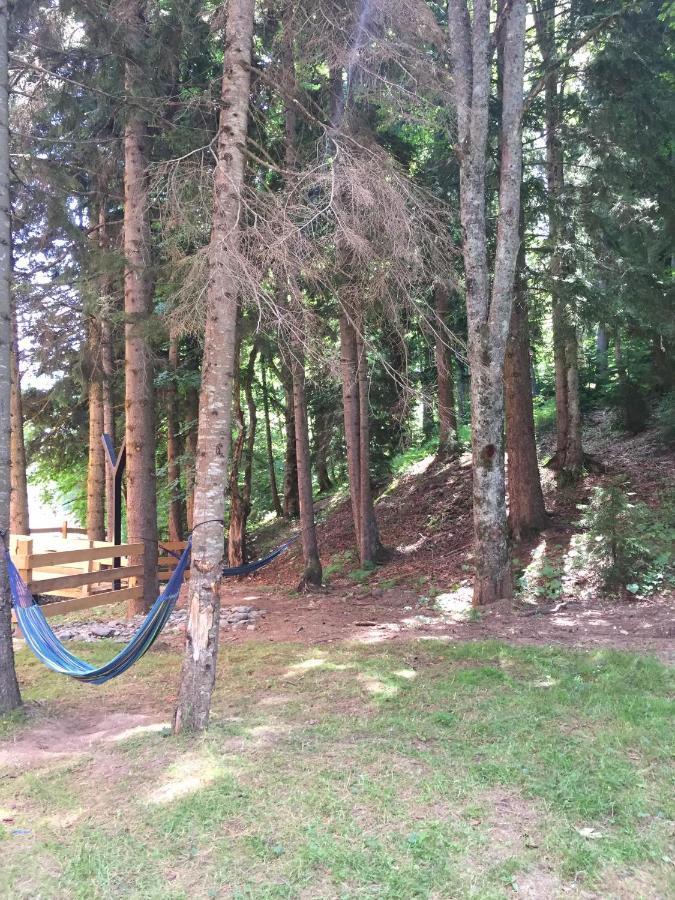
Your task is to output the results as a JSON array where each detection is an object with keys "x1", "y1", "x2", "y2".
[{"x1": 0, "y1": 639, "x2": 673, "y2": 898}]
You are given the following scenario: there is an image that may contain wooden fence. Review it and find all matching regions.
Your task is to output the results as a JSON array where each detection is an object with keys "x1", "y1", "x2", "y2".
[
  {"x1": 10, "y1": 534, "x2": 145, "y2": 618},
  {"x1": 8, "y1": 530, "x2": 190, "y2": 621}
]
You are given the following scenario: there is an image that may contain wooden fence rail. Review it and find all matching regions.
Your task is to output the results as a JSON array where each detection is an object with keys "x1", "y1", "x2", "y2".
[
  {"x1": 10, "y1": 534, "x2": 146, "y2": 620},
  {"x1": 9, "y1": 530, "x2": 191, "y2": 622}
]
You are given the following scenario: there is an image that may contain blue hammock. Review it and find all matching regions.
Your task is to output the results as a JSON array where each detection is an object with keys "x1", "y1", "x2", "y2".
[{"x1": 6, "y1": 538, "x2": 292, "y2": 684}]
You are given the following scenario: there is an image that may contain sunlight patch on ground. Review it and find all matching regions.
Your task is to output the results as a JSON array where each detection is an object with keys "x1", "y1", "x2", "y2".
[
  {"x1": 247, "y1": 724, "x2": 287, "y2": 739},
  {"x1": 357, "y1": 673, "x2": 399, "y2": 697},
  {"x1": 106, "y1": 722, "x2": 170, "y2": 743},
  {"x1": 147, "y1": 753, "x2": 221, "y2": 806},
  {"x1": 283, "y1": 657, "x2": 350, "y2": 677},
  {"x1": 42, "y1": 808, "x2": 84, "y2": 829},
  {"x1": 533, "y1": 677, "x2": 559, "y2": 688},
  {"x1": 393, "y1": 668, "x2": 417, "y2": 680},
  {"x1": 434, "y1": 585, "x2": 473, "y2": 621}
]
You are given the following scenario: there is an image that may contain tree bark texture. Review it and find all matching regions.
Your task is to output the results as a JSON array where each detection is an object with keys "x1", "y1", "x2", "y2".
[
  {"x1": 86, "y1": 319, "x2": 106, "y2": 541},
  {"x1": 505, "y1": 244, "x2": 547, "y2": 539},
  {"x1": 292, "y1": 350, "x2": 322, "y2": 588},
  {"x1": 98, "y1": 201, "x2": 117, "y2": 542},
  {"x1": 123, "y1": 0, "x2": 158, "y2": 613},
  {"x1": 174, "y1": 0, "x2": 255, "y2": 733},
  {"x1": 166, "y1": 332, "x2": 185, "y2": 541},
  {"x1": 434, "y1": 282, "x2": 459, "y2": 457},
  {"x1": 447, "y1": 0, "x2": 526, "y2": 605},
  {"x1": 534, "y1": 1, "x2": 583, "y2": 478},
  {"x1": 314, "y1": 407, "x2": 334, "y2": 494},
  {"x1": 281, "y1": 357, "x2": 300, "y2": 519},
  {"x1": 183, "y1": 380, "x2": 199, "y2": 532},
  {"x1": 228, "y1": 335, "x2": 258, "y2": 568},
  {"x1": 260, "y1": 354, "x2": 283, "y2": 516},
  {"x1": 0, "y1": 0, "x2": 21, "y2": 713},
  {"x1": 339, "y1": 312, "x2": 383, "y2": 565},
  {"x1": 9, "y1": 303, "x2": 28, "y2": 534}
]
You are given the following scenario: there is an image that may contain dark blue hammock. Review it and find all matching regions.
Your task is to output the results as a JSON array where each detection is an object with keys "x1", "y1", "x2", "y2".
[{"x1": 6, "y1": 537, "x2": 292, "y2": 684}]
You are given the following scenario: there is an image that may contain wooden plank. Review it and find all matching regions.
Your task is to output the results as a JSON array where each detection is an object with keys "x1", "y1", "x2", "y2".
[
  {"x1": 158, "y1": 541, "x2": 189, "y2": 550},
  {"x1": 31, "y1": 565, "x2": 91, "y2": 576},
  {"x1": 22, "y1": 543, "x2": 144, "y2": 568},
  {"x1": 29, "y1": 565, "x2": 143, "y2": 594},
  {"x1": 39, "y1": 586, "x2": 144, "y2": 618},
  {"x1": 29, "y1": 527, "x2": 88, "y2": 535}
]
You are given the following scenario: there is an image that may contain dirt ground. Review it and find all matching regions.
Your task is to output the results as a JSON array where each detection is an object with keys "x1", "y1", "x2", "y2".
[
  {"x1": 26, "y1": 416, "x2": 675, "y2": 662},
  {"x1": 182, "y1": 415, "x2": 673, "y2": 661}
]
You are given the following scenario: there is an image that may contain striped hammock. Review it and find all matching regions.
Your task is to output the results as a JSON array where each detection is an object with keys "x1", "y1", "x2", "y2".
[{"x1": 6, "y1": 538, "x2": 291, "y2": 684}]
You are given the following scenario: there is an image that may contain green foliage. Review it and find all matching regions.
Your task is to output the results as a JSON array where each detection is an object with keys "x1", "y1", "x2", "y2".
[
  {"x1": 655, "y1": 390, "x2": 675, "y2": 445},
  {"x1": 579, "y1": 480, "x2": 675, "y2": 597}
]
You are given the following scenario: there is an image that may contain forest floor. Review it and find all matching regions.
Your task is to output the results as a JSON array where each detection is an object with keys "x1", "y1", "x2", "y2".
[
  {"x1": 184, "y1": 412, "x2": 674, "y2": 661},
  {"x1": 1, "y1": 416, "x2": 673, "y2": 898},
  {"x1": 44, "y1": 414, "x2": 675, "y2": 661}
]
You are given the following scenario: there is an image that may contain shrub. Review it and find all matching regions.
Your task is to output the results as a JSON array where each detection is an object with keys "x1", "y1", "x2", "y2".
[
  {"x1": 579, "y1": 479, "x2": 674, "y2": 597},
  {"x1": 655, "y1": 390, "x2": 675, "y2": 445}
]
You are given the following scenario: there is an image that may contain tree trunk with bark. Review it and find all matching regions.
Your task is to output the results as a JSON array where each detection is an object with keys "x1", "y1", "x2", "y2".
[
  {"x1": 292, "y1": 350, "x2": 322, "y2": 588},
  {"x1": 174, "y1": 0, "x2": 255, "y2": 734},
  {"x1": 447, "y1": 0, "x2": 527, "y2": 605},
  {"x1": 166, "y1": 332, "x2": 185, "y2": 541},
  {"x1": 183, "y1": 379, "x2": 198, "y2": 532},
  {"x1": 281, "y1": 357, "x2": 299, "y2": 519},
  {"x1": 339, "y1": 312, "x2": 383, "y2": 565},
  {"x1": 596, "y1": 325, "x2": 609, "y2": 377},
  {"x1": 9, "y1": 304, "x2": 28, "y2": 534},
  {"x1": 228, "y1": 335, "x2": 258, "y2": 567},
  {"x1": 0, "y1": 0, "x2": 21, "y2": 713},
  {"x1": 123, "y1": 0, "x2": 157, "y2": 613},
  {"x1": 434, "y1": 282, "x2": 459, "y2": 457},
  {"x1": 314, "y1": 407, "x2": 333, "y2": 494},
  {"x1": 534, "y1": 0, "x2": 583, "y2": 479},
  {"x1": 260, "y1": 353, "x2": 283, "y2": 516},
  {"x1": 505, "y1": 244, "x2": 547, "y2": 539},
  {"x1": 86, "y1": 319, "x2": 106, "y2": 541},
  {"x1": 97, "y1": 200, "x2": 117, "y2": 542}
]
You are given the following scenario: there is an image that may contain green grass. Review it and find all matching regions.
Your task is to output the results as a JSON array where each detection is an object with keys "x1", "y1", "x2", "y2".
[{"x1": 1, "y1": 640, "x2": 673, "y2": 899}]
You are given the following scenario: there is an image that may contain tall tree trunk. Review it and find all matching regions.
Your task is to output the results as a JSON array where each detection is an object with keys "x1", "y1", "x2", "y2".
[
  {"x1": 292, "y1": 350, "x2": 322, "y2": 588},
  {"x1": 101, "y1": 315, "x2": 116, "y2": 541},
  {"x1": 228, "y1": 330, "x2": 257, "y2": 568},
  {"x1": 281, "y1": 357, "x2": 299, "y2": 518},
  {"x1": 340, "y1": 312, "x2": 362, "y2": 553},
  {"x1": 9, "y1": 304, "x2": 28, "y2": 534},
  {"x1": 314, "y1": 407, "x2": 333, "y2": 494},
  {"x1": 166, "y1": 332, "x2": 185, "y2": 541},
  {"x1": 183, "y1": 380, "x2": 199, "y2": 532},
  {"x1": 434, "y1": 282, "x2": 459, "y2": 457},
  {"x1": 174, "y1": 0, "x2": 255, "y2": 734},
  {"x1": 505, "y1": 243, "x2": 547, "y2": 539},
  {"x1": 534, "y1": 1, "x2": 583, "y2": 478},
  {"x1": 0, "y1": 0, "x2": 21, "y2": 713},
  {"x1": 447, "y1": 0, "x2": 526, "y2": 605},
  {"x1": 260, "y1": 353, "x2": 283, "y2": 516},
  {"x1": 98, "y1": 200, "x2": 117, "y2": 542},
  {"x1": 596, "y1": 325, "x2": 609, "y2": 377},
  {"x1": 339, "y1": 312, "x2": 382, "y2": 565},
  {"x1": 356, "y1": 330, "x2": 383, "y2": 564},
  {"x1": 86, "y1": 320, "x2": 106, "y2": 541},
  {"x1": 123, "y1": 0, "x2": 157, "y2": 613}
]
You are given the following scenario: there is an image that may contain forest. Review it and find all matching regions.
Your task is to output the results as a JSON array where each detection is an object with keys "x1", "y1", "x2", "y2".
[{"x1": 0, "y1": 1, "x2": 673, "y2": 897}]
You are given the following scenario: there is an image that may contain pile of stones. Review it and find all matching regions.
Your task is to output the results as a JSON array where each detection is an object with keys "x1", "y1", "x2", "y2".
[{"x1": 50, "y1": 603, "x2": 265, "y2": 643}]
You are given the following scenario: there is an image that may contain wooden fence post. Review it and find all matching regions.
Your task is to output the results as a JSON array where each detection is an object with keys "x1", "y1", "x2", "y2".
[
  {"x1": 61, "y1": 521, "x2": 68, "y2": 539},
  {"x1": 127, "y1": 543, "x2": 144, "y2": 619},
  {"x1": 15, "y1": 536, "x2": 33, "y2": 590}
]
